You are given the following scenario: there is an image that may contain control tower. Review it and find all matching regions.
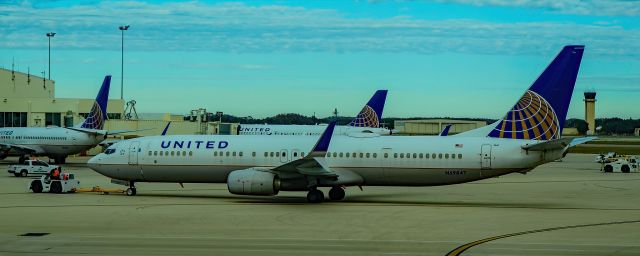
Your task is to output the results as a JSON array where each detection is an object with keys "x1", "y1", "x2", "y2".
[{"x1": 584, "y1": 91, "x2": 596, "y2": 135}]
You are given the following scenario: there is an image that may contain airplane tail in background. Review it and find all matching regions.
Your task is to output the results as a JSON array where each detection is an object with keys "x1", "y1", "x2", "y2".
[
  {"x1": 80, "y1": 75, "x2": 111, "y2": 130},
  {"x1": 348, "y1": 90, "x2": 387, "y2": 128},
  {"x1": 487, "y1": 45, "x2": 584, "y2": 141}
]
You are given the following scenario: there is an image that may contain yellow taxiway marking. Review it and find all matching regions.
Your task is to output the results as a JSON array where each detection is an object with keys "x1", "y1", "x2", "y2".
[{"x1": 446, "y1": 220, "x2": 640, "y2": 256}]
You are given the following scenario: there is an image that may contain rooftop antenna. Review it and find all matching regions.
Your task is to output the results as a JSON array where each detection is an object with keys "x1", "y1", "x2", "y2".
[
  {"x1": 333, "y1": 108, "x2": 338, "y2": 119},
  {"x1": 27, "y1": 67, "x2": 31, "y2": 84},
  {"x1": 11, "y1": 57, "x2": 15, "y2": 82}
]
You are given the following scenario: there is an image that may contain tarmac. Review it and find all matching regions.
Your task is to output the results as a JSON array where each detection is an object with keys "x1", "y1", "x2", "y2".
[{"x1": 0, "y1": 154, "x2": 639, "y2": 256}]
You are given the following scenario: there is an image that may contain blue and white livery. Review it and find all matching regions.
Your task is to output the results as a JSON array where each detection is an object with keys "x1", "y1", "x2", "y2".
[{"x1": 88, "y1": 46, "x2": 594, "y2": 202}]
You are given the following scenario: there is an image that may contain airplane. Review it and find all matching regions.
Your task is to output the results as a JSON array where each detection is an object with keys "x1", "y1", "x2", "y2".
[
  {"x1": 88, "y1": 45, "x2": 593, "y2": 203},
  {"x1": 0, "y1": 75, "x2": 129, "y2": 164},
  {"x1": 238, "y1": 90, "x2": 391, "y2": 136}
]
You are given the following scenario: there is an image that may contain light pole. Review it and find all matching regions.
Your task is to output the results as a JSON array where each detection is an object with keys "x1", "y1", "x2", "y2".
[
  {"x1": 119, "y1": 25, "x2": 130, "y2": 100},
  {"x1": 46, "y1": 32, "x2": 55, "y2": 80}
]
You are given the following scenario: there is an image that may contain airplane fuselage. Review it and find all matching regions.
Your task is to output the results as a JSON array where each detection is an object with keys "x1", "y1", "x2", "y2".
[
  {"x1": 88, "y1": 134, "x2": 563, "y2": 188},
  {"x1": 0, "y1": 127, "x2": 104, "y2": 158}
]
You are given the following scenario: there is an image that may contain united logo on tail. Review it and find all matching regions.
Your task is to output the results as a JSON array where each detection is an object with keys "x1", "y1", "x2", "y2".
[
  {"x1": 80, "y1": 76, "x2": 111, "y2": 130},
  {"x1": 348, "y1": 90, "x2": 387, "y2": 128},
  {"x1": 487, "y1": 45, "x2": 584, "y2": 141},
  {"x1": 488, "y1": 90, "x2": 560, "y2": 140}
]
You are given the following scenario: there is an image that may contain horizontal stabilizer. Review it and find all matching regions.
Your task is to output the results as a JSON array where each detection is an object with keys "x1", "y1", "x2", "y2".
[{"x1": 522, "y1": 137, "x2": 596, "y2": 151}]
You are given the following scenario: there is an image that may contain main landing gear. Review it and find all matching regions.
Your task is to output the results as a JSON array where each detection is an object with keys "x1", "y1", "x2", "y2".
[
  {"x1": 306, "y1": 187, "x2": 346, "y2": 203},
  {"x1": 125, "y1": 181, "x2": 137, "y2": 196}
]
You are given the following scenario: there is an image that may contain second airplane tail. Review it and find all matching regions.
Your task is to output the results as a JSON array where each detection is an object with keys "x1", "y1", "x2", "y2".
[
  {"x1": 348, "y1": 90, "x2": 388, "y2": 128},
  {"x1": 79, "y1": 75, "x2": 111, "y2": 130},
  {"x1": 487, "y1": 45, "x2": 584, "y2": 141}
]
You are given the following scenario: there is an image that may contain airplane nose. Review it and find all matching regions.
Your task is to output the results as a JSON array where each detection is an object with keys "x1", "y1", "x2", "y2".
[{"x1": 87, "y1": 155, "x2": 101, "y2": 170}]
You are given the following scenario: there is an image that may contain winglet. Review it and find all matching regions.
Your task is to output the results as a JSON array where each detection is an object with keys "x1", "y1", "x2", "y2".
[
  {"x1": 79, "y1": 75, "x2": 111, "y2": 130},
  {"x1": 161, "y1": 122, "x2": 171, "y2": 136},
  {"x1": 349, "y1": 90, "x2": 387, "y2": 128},
  {"x1": 439, "y1": 124, "x2": 452, "y2": 136},
  {"x1": 309, "y1": 121, "x2": 336, "y2": 156}
]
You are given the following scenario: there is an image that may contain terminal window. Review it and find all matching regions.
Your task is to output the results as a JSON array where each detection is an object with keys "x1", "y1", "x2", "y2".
[
  {"x1": 45, "y1": 113, "x2": 61, "y2": 126},
  {"x1": 0, "y1": 112, "x2": 27, "y2": 127}
]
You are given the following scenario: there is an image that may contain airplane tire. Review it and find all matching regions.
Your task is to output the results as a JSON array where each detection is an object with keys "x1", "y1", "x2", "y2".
[
  {"x1": 125, "y1": 187, "x2": 137, "y2": 196},
  {"x1": 13, "y1": 173, "x2": 20, "y2": 177},
  {"x1": 31, "y1": 180, "x2": 43, "y2": 193},
  {"x1": 306, "y1": 189, "x2": 324, "y2": 203},
  {"x1": 604, "y1": 165, "x2": 613, "y2": 173},
  {"x1": 621, "y1": 165, "x2": 630, "y2": 173},
  {"x1": 50, "y1": 181, "x2": 62, "y2": 194},
  {"x1": 20, "y1": 170, "x2": 28, "y2": 177},
  {"x1": 328, "y1": 187, "x2": 345, "y2": 201}
]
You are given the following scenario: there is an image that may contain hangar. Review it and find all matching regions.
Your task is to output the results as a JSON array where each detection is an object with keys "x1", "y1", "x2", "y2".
[{"x1": 394, "y1": 119, "x2": 487, "y2": 135}]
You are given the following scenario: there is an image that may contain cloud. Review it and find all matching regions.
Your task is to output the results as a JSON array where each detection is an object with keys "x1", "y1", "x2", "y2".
[
  {"x1": 0, "y1": 1, "x2": 639, "y2": 59},
  {"x1": 435, "y1": 0, "x2": 640, "y2": 16}
]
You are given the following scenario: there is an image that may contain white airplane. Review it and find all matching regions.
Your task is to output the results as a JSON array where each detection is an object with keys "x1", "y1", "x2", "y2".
[
  {"x1": 238, "y1": 90, "x2": 391, "y2": 136},
  {"x1": 88, "y1": 45, "x2": 593, "y2": 202},
  {"x1": 0, "y1": 76, "x2": 129, "y2": 164}
]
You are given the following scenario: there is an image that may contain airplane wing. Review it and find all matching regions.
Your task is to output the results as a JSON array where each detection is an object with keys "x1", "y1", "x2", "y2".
[
  {"x1": 0, "y1": 143, "x2": 38, "y2": 154},
  {"x1": 271, "y1": 121, "x2": 337, "y2": 177},
  {"x1": 521, "y1": 137, "x2": 597, "y2": 151},
  {"x1": 66, "y1": 127, "x2": 154, "y2": 136}
]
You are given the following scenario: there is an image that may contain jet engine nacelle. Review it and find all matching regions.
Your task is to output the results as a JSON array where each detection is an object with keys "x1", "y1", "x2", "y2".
[{"x1": 227, "y1": 168, "x2": 281, "y2": 196}]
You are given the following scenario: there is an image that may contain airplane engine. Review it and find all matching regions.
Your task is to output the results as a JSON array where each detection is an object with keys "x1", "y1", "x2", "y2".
[{"x1": 227, "y1": 169, "x2": 280, "y2": 196}]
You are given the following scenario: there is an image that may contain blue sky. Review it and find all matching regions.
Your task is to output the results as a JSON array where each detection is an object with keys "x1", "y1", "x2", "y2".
[{"x1": 1, "y1": 0, "x2": 639, "y2": 119}]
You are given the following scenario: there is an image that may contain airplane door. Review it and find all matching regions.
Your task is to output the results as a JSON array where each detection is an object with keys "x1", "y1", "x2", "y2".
[
  {"x1": 128, "y1": 141, "x2": 140, "y2": 165},
  {"x1": 280, "y1": 149, "x2": 289, "y2": 163},
  {"x1": 481, "y1": 144, "x2": 492, "y2": 169}
]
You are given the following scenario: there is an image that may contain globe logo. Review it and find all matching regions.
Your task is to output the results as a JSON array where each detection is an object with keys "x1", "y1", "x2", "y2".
[
  {"x1": 349, "y1": 105, "x2": 379, "y2": 128},
  {"x1": 489, "y1": 90, "x2": 559, "y2": 140}
]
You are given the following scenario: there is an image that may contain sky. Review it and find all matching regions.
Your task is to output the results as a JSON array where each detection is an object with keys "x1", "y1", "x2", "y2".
[{"x1": 1, "y1": 0, "x2": 639, "y2": 119}]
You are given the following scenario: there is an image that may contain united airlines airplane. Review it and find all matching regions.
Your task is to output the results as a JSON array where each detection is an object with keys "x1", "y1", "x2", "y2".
[
  {"x1": 238, "y1": 90, "x2": 391, "y2": 136},
  {"x1": 0, "y1": 76, "x2": 128, "y2": 164},
  {"x1": 88, "y1": 45, "x2": 592, "y2": 203}
]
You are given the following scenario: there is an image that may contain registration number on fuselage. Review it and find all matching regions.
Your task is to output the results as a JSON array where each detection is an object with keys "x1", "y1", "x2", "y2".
[{"x1": 445, "y1": 170, "x2": 466, "y2": 175}]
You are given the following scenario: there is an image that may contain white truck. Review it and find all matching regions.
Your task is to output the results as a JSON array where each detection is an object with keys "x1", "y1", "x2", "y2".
[
  {"x1": 29, "y1": 172, "x2": 80, "y2": 193},
  {"x1": 7, "y1": 160, "x2": 59, "y2": 177},
  {"x1": 603, "y1": 156, "x2": 639, "y2": 173}
]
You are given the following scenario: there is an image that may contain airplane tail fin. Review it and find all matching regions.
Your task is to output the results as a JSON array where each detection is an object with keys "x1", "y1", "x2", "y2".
[
  {"x1": 439, "y1": 124, "x2": 452, "y2": 136},
  {"x1": 487, "y1": 45, "x2": 584, "y2": 140},
  {"x1": 348, "y1": 90, "x2": 387, "y2": 128},
  {"x1": 80, "y1": 75, "x2": 111, "y2": 130}
]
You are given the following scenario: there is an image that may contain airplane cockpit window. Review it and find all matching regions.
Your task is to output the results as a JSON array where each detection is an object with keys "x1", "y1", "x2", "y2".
[{"x1": 105, "y1": 148, "x2": 116, "y2": 154}]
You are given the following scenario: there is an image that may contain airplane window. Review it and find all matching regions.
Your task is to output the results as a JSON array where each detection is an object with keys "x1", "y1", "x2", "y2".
[
  {"x1": 419, "y1": 153, "x2": 423, "y2": 158},
  {"x1": 359, "y1": 153, "x2": 364, "y2": 158},
  {"x1": 214, "y1": 151, "x2": 218, "y2": 157},
  {"x1": 239, "y1": 152, "x2": 243, "y2": 157},
  {"x1": 438, "y1": 153, "x2": 442, "y2": 159},
  {"x1": 394, "y1": 153, "x2": 397, "y2": 158},
  {"x1": 148, "y1": 151, "x2": 152, "y2": 156},
  {"x1": 154, "y1": 151, "x2": 158, "y2": 156},
  {"x1": 171, "y1": 151, "x2": 175, "y2": 156},
  {"x1": 333, "y1": 152, "x2": 337, "y2": 157},
  {"x1": 458, "y1": 154, "x2": 462, "y2": 159},
  {"x1": 432, "y1": 153, "x2": 436, "y2": 159},
  {"x1": 425, "y1": 153, "x2": 429, "y2": 159},
  {"x1": 252, "y1": 152, "x2": 256, "y2": 157},
  {"x1": 276, "y1": 152, "x2": 280, "y2": 157},
  {"x1": 189, "y1": 151, "x2": 193, "y2": 156},
  {"x1": 270, "y1": 152, "x2": 274, "y2": 157},
  {"x1": 346, "y1": 153, "x2": 350, "y2": 157},
  {"x1": 182, "y1": 151, "x2": 186, "y2": 156},
  {"x1": 366, "y1": 153, "x2": 370, "y2": 158},
  {"x1": 282, "y1": 152, "x2": 286, "y2": 157},
  {"x1": 339, "y1": 152, "x2": 343, "y2": 158},
  {"x1": 413, "y1": 153, "x2": 417, "y2": 158},
  {"x1": 293, "y1": 152, "x2": 297, "y2": 157},
  {"x1": 226, "y1": 151, "x2": 230, "y2": 157},
  {"x1": 400, "y1": 153, "x2": 404, "y2": 158},
  {"x1": 232, "y1": 151, "x2": 237, "y2": 157},
  {"x1": 384, "y1": 153, "x2": 388, "y2": 158},
  {"x1": 452, "y1": 154, "x2": 456, "y2": 159},
  {"x1": 445, "y1": 154, "x2": 449, "y2": 159},
  {"x1": 264, "y1": 152, "x2": 268, "y2": 157}
]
